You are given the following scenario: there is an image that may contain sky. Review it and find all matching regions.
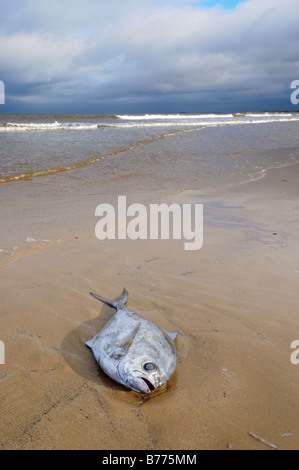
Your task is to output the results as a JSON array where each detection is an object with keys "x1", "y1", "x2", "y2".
[{"x1": 0, "y1": 0, "x2": 298, "y2": 114}]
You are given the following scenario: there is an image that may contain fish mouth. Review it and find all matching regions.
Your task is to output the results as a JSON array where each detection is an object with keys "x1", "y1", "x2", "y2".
[
  {"x1": 131, "y1": 376, "x2": 156, "y2": 394},
  {"x1": 141, "y1": 377, "x2": 156, "y2": 393}
]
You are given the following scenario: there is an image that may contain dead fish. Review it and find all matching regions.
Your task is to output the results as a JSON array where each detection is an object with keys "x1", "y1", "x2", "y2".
[{"x1": 85, "y1": 288, "x2": 178, "y2": 394}]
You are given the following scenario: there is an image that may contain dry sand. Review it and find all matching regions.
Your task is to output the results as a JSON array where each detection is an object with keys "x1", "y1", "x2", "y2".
[{"x1": 1, "y1": 163, "x2": 299, "y2": 450}]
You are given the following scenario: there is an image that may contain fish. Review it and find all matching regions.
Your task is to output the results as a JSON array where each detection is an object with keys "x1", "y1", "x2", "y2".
[{"x1": 85, "y1": 288, "x2": 178, "y2": 394}]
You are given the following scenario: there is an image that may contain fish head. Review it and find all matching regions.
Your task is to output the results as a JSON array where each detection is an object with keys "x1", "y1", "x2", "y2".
[{"x1": 118, "y1": 351, "x2": 176, "y2": 394}]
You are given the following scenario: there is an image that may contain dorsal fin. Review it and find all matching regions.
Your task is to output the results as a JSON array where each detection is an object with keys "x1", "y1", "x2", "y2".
[{"x1": 90, "y1": 288, "x2": 128, "y2": 310}]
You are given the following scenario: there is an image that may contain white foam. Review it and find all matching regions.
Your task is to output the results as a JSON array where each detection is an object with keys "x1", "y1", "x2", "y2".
[
  {"x1": 108, "y1": 117, "x2": 299, "y2": 129},
  {"x1": 0, "y1": 113, "x2": 298, "y2": 132},
  {"x1": 246, "y1": 112, "x2": 295, "y2": 117},
  {"x1": 116, "y1": 113, "x2": 234, "y2": 120},
  {"x1": 0, "y1": 122, "x2": 98, "y2": 132}
]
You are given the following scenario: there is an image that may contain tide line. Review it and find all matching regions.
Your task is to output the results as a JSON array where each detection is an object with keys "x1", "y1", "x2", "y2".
[{"x1": 0, "y1": 126, "x2": 206, "y2": 185}]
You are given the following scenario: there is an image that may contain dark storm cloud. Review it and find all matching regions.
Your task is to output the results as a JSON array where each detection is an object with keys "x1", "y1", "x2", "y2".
[{"x1": 0, "y1": 0, "x2": 298, "y2": 112}]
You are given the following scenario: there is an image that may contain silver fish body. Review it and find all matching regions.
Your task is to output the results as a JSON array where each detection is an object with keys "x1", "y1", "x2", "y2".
[{"x1": 85, "y1": 288, "x2": 178, "y2": 394}]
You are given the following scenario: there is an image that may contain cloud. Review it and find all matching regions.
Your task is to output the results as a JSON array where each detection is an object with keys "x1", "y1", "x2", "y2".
[
  {"x1": 0, "y1": 33, "x2": 81, "y2": 81},
  {"x1": 0, "y1": 0, "x2": 298, "y2": 112}
]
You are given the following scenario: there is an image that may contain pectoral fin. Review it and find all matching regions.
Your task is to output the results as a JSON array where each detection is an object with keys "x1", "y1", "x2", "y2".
[
  {"x1": 168, "y1": 330, "x2": 178, "y2": 342},
  {"x1": 85, "y1": 339, "x2": 93, "y2": 349}
]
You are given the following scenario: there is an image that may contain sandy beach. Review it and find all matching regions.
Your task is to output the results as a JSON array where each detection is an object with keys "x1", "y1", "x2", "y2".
[
  {"x1": 1, "y1": 0, "x2": 299, "y2": 453},
  {"x1": 1, "y1": 156, "x2": 299, "y2": 450}
]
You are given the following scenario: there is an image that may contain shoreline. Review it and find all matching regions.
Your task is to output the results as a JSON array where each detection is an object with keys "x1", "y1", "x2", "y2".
[
  {"x1": 1, "y1": 162, "x2": 299, "y2": 449},
  {"x1": 2, "y1": 159, "x2": 299, "y2": 269}
]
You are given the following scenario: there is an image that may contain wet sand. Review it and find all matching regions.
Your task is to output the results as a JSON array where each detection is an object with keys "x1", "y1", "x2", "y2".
[{"x1": 1, "y1": 163, "x2": 299, "y2": 450}]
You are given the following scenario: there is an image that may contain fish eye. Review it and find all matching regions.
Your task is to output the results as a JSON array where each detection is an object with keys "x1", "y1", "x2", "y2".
[{"x1": 143, "y1": 362, "x2": 156, "y2": 371}]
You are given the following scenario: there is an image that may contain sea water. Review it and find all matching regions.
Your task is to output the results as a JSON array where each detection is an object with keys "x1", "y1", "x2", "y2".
[
  {"x1": 0, "y1": 113, "x2": 299, "y2": 256},
  {"x1": 0, "y1": 112, "x2": 299, "y2": 184}
]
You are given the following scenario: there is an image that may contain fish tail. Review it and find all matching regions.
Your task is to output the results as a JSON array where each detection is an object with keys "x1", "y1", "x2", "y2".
[{"x1": 90, "y1": 288, "x2": 128, "y2": 310}]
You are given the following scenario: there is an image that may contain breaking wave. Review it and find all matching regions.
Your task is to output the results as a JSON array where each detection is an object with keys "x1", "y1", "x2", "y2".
[
  {"x1": 0, "y1": 112, "x2": 298, "y2": 132},
  {"x1": 0, "y1": 121, "x2": 99, "y2": 132}
]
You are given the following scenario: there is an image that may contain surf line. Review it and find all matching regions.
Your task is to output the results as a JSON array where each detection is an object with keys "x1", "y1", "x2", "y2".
[
  {"x1": 0, "y1": 233, "x2": 95, "y2": 269},
  {"x1": 0, "y1": 126, "x2": 206, "y2": 184}
]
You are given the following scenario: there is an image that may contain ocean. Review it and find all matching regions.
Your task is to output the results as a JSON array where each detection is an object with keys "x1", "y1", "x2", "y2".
[
  {"x1": 1, "y1": 112, "x2": 299, "y2": 185},
  {"x1": 1, "y1": 112, "x2": 299, "y2": 258}
]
